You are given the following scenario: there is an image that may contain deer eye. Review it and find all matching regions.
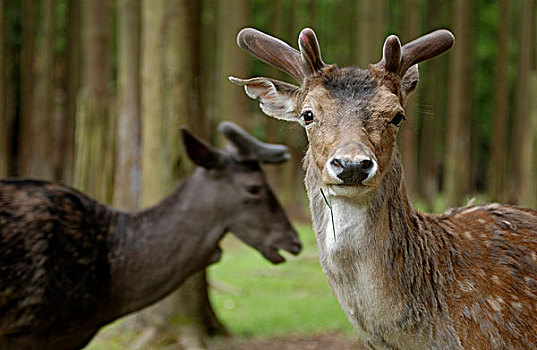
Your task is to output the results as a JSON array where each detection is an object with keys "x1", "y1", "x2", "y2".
[
  {"x1": 389, "y1": 113, "x2": 406, "y2": 127},
  {"x1": 300, "y1": 110, "x2": 315, "y2": 125},
  {"x1": 246, "y1": 185, "x2": 262, "y2": 195}
]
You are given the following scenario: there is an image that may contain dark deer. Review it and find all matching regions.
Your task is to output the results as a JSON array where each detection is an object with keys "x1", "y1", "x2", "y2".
[
  {"x1": 231, "y1": 28, "x2": 537, "y2": 349},
  {"x1": 0, "y1": 122, "x2": 301, "y2": 350}
]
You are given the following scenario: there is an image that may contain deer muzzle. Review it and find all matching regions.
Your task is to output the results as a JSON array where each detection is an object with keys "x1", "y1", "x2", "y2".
[{"x1": 325, "y1": 142, "x2": 377, "y2": 186}]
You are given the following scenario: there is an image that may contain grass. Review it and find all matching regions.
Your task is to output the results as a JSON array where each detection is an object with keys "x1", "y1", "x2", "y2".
[
  {"x1": 208, "y1": 223, "x2": 353, "y2": 336},
  {"x1": 85, "y1": 223, "x2": 353, "y2": 349}
]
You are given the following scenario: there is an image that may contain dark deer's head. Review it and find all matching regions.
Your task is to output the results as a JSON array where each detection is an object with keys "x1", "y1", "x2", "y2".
[
  {"x1": 230, "y1": 28, "x2": 453, "y2": 198},
  {"x1": 182, "y1": 122, "x2": 301, "y2": 263}
]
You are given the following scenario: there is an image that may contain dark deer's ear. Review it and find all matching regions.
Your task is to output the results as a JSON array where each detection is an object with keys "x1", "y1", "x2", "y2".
[{"x1": 181, "y1": 128, "x2": 222, "y2": 169}]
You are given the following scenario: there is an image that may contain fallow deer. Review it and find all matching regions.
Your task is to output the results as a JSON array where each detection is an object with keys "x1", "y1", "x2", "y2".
[
  {"x1": 0, "y1": 122, "x2": 301, "y2": 350},
  {"x1": 230, "y1": 28, "x2": 537, "y2": 349}
]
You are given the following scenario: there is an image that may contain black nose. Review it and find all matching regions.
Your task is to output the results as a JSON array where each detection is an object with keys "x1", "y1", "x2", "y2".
[{"x1": 330, "y1": 158, "x2": 374, "y2": 184}]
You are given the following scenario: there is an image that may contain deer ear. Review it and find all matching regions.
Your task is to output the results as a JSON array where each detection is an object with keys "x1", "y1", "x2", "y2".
[
  {"x1": 229, "y1": 76, "x2": 300, "y2": 122},
  {"x1": 402, "y1": 64, "x2": 419, "y2": 96},
  {"x1": 181, "y1": 128, "x2": 222, "y2": 169}
]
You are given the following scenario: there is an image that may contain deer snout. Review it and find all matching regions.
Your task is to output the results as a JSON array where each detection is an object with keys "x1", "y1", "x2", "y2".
[
  {"x1": 326, "y1": 143, "x2": 377, "y2": 185},
  {"x1": 330, "y1": 157, "x2": 375, "y2": 183}
]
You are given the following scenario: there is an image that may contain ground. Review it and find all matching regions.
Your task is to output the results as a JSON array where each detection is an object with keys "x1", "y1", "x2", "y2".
[{"x1": 208, "y1": 332, "x2": 365, "y2": 350}]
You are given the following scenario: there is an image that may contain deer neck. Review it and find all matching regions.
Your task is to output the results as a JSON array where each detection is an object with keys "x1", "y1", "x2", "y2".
[
  {"x1": 107, "y1": 169, "x2": 228, "y2": 318},
  {"x1": 305, "y1": 148, "x2": 438, "y2": 333}
]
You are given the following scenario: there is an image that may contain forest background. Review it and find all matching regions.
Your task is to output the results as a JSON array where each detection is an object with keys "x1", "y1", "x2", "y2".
[{"x1": 1, "y1": 0, "x2": 536, "y2": 349}]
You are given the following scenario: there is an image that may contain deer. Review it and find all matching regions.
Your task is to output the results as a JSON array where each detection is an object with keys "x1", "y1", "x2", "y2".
[
  {"x1": 230, "y1": 27, "x2": 537, "y2": 349},
  {"x1": 0, "y1": 121, "x2": 301, "y2": 350}
]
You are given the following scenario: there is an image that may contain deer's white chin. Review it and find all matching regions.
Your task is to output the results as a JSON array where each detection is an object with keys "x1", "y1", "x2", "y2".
[{"x1": 326, "y1": 184, "x2": 374, "y2": 198}]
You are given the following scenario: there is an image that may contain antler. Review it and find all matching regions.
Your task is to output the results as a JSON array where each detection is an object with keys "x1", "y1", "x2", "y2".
[
  {"x1": 376, "y1": 29, "x2": 455, "y2": 77},
  {"x1": 237, "y1": 28, "x2": 327, "y2": 85},
  {"x1": 218, "y1": 121, "x2": 290, "y2": 164}
]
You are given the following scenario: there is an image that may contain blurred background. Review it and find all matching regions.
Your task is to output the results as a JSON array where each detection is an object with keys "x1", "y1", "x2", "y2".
[{"x1": 1, "y1": 0, "x2": 536, "y2": 349}]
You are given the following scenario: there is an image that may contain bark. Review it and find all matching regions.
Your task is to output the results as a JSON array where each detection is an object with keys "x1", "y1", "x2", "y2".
[
  {"x1": 73, "y1": 0, "x2": 115, "y2": 203},
  {"x1": 171, "y1": 0, "x2": 229, "y2": 342},
  {"x1": 23, "y1": 0, "x2": 56, "y2": 179},
  {"x1": 356, "y1": 0, "x2": 385, "y2": 68},
  {"x1": 0, "y1": 0, "x2": 6, "y2": 177},
  {"x1": 444, "y1": 0, "x2": 473, "y2": 207},
  {"x1": 59, "y1": 0, "x2": 81, "y2": 186},
  {"x1": 131, "y1": 1, "x2": 226, "y2": 349},
  {"x1": 2, "y1": 0, "x2": 19, "y2": 177},
  {"x1": 199, "y1": 0, "x2": 217, "y2": 142},
  {"x1": 186, "y1": 0, "x2": 205, "y2": 138},
  {"x1": 528, "y1": 71, "x2": 537, "y2": 208},
  {"x1": 399, "y1": 0, "x2": 421, "y2": 200},
  {"x1": 486, "y1": 0, "x2": 510, "y2": 203},
  {"x1": 510, "y1": 0, "x2": 536, "y2": 207},
  {"x1": 140, "y1": 0, "x2": 166, "y2": 206},
  {"x1": 216, "y1": 0, "x2": 249, "y2": 127},
  {"x1": 114, "y1": 0, "x2": 141, "y2": 210},
  {"x1": 17, "y1": 0, "x2": 36, "y2": 176}
]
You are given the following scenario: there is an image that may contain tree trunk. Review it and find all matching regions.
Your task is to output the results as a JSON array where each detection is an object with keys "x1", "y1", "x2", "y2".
[
  {"x1": 0, "y1": 0, "x2": 6, "y2": 177},
  {"x1": 486, "y1": 0, "x2": 510, "y2": 203},
  {"x1": 73, "y1": 0, "x2": 115, "y2": 203},
  {"x1": 444, "y1": 0, "x2": 473, "y2": 207},
  {"x1": 528, "y1": 70, "x2": 537, "y2": 209},
  {"x1": 125, "y1": 1, "x2": 226, "y2": 349},
  {"x1": 17, "y1": 0, "x2": 36, "y2": 176},
  {"x1": 23, "y1": 0, "x2": 56, "y2": 179},
  {"x1": 170, "y1": 0, "x2": 229, "y2": 344},
  {"x1": 114, "y1": 0, "x2": 141, "y2": 210},
  {"x1": 186, "y1": 0, "x2": 205, "y2": 138},
  {"x1": 216, "y1": 0, "x2": 249, "y2": 128},
  {"x1": 58, "y1": 0, "x2": 81, "y2": 186},
  {"x1": 356, "y1": 0, "x2": 385, "y2": 67},
  {"x1": 199, "y1": 0, "x2": 217, "y2": 142},
  {"x1": 510, "y1": 0, "x2": 536, "y2": 207},
  {"x1": 399, "y1": 0, "x2": 421, "y2": 200}
]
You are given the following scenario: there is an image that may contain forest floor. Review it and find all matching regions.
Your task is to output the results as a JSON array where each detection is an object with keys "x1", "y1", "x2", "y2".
[{"x1": 207, "y1": 332, "x2": 365, "y2": 350}]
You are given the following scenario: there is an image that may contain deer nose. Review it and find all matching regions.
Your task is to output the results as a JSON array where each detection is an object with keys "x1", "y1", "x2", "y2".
[{"x1": 330, "y1": 157, "x2": 376, "y2": 184}]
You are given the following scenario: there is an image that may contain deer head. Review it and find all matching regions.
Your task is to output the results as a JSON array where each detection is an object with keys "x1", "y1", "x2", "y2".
[
  {"x1": 230, "y1": 28, "x2": 453, "y2": 198},
  {"x1": 181, "y1": 121, "x2": 301, "y2": 263}
]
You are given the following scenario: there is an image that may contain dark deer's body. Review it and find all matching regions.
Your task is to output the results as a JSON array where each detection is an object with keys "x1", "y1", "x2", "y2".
[
  {"x1": 0, "y1": 123, "x2": 301, "y2": 350},
  {"x1": 232, "y1": 27, "x2": 537, "y2": 348}
]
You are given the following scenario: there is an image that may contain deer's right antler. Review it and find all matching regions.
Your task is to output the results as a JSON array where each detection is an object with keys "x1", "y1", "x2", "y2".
[{"x1": 237, "y1": 28, "x2": 328, "y2": 85}]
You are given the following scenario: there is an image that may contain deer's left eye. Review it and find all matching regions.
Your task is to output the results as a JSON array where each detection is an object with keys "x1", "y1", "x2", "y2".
[
  {"x1": 389, "y1": 113, "x2": 406, "y2": 127},
  {"x1": 300, "y1": 110, "x2": 315, "y2": 125},
  {"x1": 246, "y1": 185, "x2": 262, "y2": 195}
]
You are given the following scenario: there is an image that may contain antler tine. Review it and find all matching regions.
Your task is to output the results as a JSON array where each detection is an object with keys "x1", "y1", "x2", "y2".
[
  {"x1": 398, "y1": 29, "x2": 455, "y2": 76},
  {"x1": 237, "y1": 28, "x2": 306, "y2": 84},
  {"x1": 298, "y1": 28, "x2": 328, "y2": 76},
  {"x1": 218, "y1": 121, "x2": 290, "y2": 164},
  {"x1": 375, "y1": 35, "x2": 402, "y2": 73}
]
